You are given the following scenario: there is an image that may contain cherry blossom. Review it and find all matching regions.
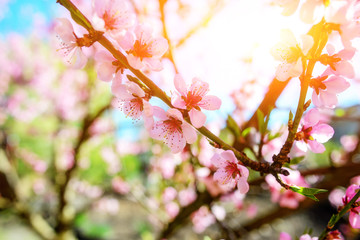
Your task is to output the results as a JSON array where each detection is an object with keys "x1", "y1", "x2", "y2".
[
  {"x1": 266, "y1": 168, "x2": 308, "y2": 209},
  {"x1": 92, "y1": 0, "x2": 135, "y2": 36},
  {"x1": 149, "y1": 107, "x2": 197, "y2": 153},
  {"x1": 112, "y1": 81, "x2": 153, "y2": 129},
  {"x1": 295, "y1": 108, "x2": 334, "y2": 153},
  {"x1": 299, "y1": 0, "x2": 325, "y2": 24},
  {"x1": 271, "y1": 29, "x2": 313, "y2": 81},
  {"x1": 321, "y1": 46, "x2": 355, "y2": 79},
  {"x1": 119, "y1": 24, "x2": 168, "y2": 71},
  {"x1": 211, "y1": 150, "x2": 249, "y2": 194},
  {"x1": 94, "y1": 50, "x2": 124, "y2": 82},
  {"x1": 311, "y1": 75, "x2": 350, "y2": 109},
  {"x1": 342, "y1": 184, "x2": 360, "y2": 228},
  {"x1": 171, "y1": 74, "x2": 221, "y2": 128},
  {"x1": 54, "y1": 18, "x2": 87, "y2": 69}
]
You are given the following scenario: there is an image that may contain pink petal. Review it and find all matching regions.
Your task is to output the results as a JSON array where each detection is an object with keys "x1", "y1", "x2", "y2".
[
  {"x1": 174, "y1": 74, "x2": 187, "y2": 96},
  {"x1": 96, "y1": 62, "x2": 115, "y2": 82},
  {"x1": 112, "y1": 83, "x2": 128, "y2": 98},
  {"x1": 220, "y1": 150, "x2": 237, "y2": 164},
  {"x1": 127, "y1": 54, "x2": 144, "y2": 70},
  {"x1": 171, "y1": 92, "x2": 186, "y2": 109},
  {"x1": 333, "y1": 61, "x2": 355, "y2": 79},
  {"x1": 55, "y1": 18, "x2": 75, "y2": 43},
  {"x1": 189, "y1": 109, "x2": 206, "y2": 128},
  {"x1": 349, "y1": 211, "x2": 360, "y2": 229},
  {"x1": 295, "y1": 140, "x2": 308, "y2": 152},
  {"x1": 182, "y1": 122, "x2": 197, "y2": 144},
  {"x1": 152, "y1": 106, "x2": 167, "y2": 120},
  {"x1": 134, "y1": 24, "x2": 152, "y2": 44},
  {"x1": 304, "y1": 108, "x2": 320, "y2": 127},
  {"x1": 150, "y1": 121, "x2": 166, "y2": 140},
  {"x1": 311, "y1": 123, "x2": 334, "y2": 143},
  {"x1": 325, "y1": 76, "x2": 350, "y2": 94},
  {"x1": 189, "y1": 78, "x2": 209, "y2": 97},
  {"x1": 94, "y1": 0, "x2": 106, "y2": 17},
  {"x1": 214, "y1": 168, "x2": 231, "y2": 185},
  {"x1": 198, "y1": 95, "x2": 222, "y2": 110},
  {"x1": 94, "y1": 50, "x2": 114, "y2": 62},
  {"x1": 167, "y1": 108, "x2": 184, "y2": 121},
  {"x1": 166, "y1": 131, "x2": 186, "y2": 153},
  {"x1": 312, "y1": 90, "x2": 322, "y2": 108},
  {"x1": 144, "y1": 58, "x2": 163, "y2": 71},
  {"x1": 319, "y1": 91, "x2": 338, "y2": 108},
  {"x1": 299, "y1": 0, "x2": 319, "y2": 24},
  {"x1": 279, "y1": 232, "x2": 292, "y2": 240},
  {"x1": 300, "y1": 34, "x2": 314, "y2": 55},
  {"x1": 307, "y1": 140, "x2": 326, "y2": 153},
  {"x1": 142, "y1": 101, "x2": 153, "y2": 117},
  {"x1": 71, "y1": 48, "x2": 87, "y2": 69},
  {"x1": 127, "y1": 81, "x2": 145, "y2": 97},
  {"x1": 239, "y1": 165, "x2": 249, "y2": 179},
  {"x1": 119, "y1": 30, "x2": 135, "y2": 51},
  {"x1": 211, "y1": 153, "x2": 227, "y2": 168},
  {"x1": 148, "y1": 37, "x2": 169, "y2": 57},
  {"x1": 237, "y1": 177, "x2": 249, "y2": 194}
]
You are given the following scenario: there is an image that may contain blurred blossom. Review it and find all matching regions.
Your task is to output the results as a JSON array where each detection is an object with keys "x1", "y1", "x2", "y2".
[
  {"x1": 266, "y1": 168, "x2": 308, "y2": 209},
  {"x1": 191, "y1": 206, "x2": 215, "y2": 233},
  {"x1": 329, "y1": 188, "x2": 345, "y2": 208},
  {"x1": 165, "y1": 202, "x2": 180, "y2": 219},
  {"x1": 101, "y1": 147, "x2": 121, "y2": 175},
  {"x1": 112, "y1": 176, "x2": 130, "y2": 194},
  {"x1": 340, "y1": 135, "x2": 358, "y2": 152},
  {"x1": 162, "y1": 187, "x2": 177, "y2": 203},
  {"x1": 178, "y1": 188, "x2": 196, "y2": 207},
  {"x1": 93, "y1": 197, "x2": 120, "y2": 215},
  {"x1": 211, "y1": 205, "x2": 226, "y2": 221}
]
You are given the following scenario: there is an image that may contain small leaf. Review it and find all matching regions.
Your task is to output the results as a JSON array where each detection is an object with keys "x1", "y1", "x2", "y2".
[
  {"x1": 288, "y1": 111, "x2": 294, "y2": 122},
  {"x1": 226, "y1": 115, "x2": 241, "y2": 137},
  {"x1": 289, "y1": 186, "x2": 328, "y2": 201},
  {"x1": 257, "y1": 110, "x2": 265, "y2": 134},
  {"x1": 241, "y1": 127, "x2": 252, "y2": 137}
]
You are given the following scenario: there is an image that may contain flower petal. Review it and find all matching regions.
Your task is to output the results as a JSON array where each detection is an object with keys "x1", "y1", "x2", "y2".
[
  {"x1": 174, "y1": 74, "x2": 187, "y2": 96},
  {"x1": 307, "y1": 140, "x2": 326, "y2": 153},
  {"x1": 182, "y1": 122, "x2": 197, "y2": 144},
  {"x1": 311, "y1": 123, "x2": 334, "y2": 143},
  {"x1": 198, "y1": 95, "x2": 222, "y2": 110},
  {"x1": 189, "y1": 109, "x2": 206, "y2": 128}
]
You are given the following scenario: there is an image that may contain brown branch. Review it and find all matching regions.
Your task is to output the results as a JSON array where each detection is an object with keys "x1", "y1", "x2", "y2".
[{"x1": 55, "y1": 103, "x2": 110, "y2": 233}]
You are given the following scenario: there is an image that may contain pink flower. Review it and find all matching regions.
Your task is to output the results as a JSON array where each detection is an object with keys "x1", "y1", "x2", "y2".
[
  {"x1": 171, "y1": 74, "x2": 221, "y2": 128},
  {"x1": 94, "y1": 50, "x2": 123, "y2": 82},
  {"x1": 342, "y1": 184, "x2": 360, "y2": 229},
  {"x1": 149, "y1": 107, "x2": 197, "y2": 153},
  {"x1": 322, "y1": 46, "x2": 355, "y2": 79},
  {"x1": 266, "y1": 168, "x2": 308, "y2": 209},
  {"x1": 112, "y1": 81, "x2": 154, "y2": 129},
  {"x1": 119, "y1": 24, "x2": 168, "y2": 71},
  {"x1": 191, "y1": 206, "x2": 216, "y2": 233},
  {"x1": 211, "y1": 150, "x2": 249, "y2": 194},
  {"x1": 92, "y1": 0, "x2": 135, "y2": 36},
  {"x1": 311, "y1": 75, "x2": 350, "y2": 109},
  {"x1": 271, "y1": 29, "x2": 313, "y2": 81},
  {"x1": 54, "y1": 18, "x2": 87, "y2": 69},
  {"x1": 295, "y1": 108, "x2": 334, "y2": 153},
  {"x1": 178, "y1": 188, "x2": 197, "y2": 206},
  {"x1": 280, "y1": 232, "x2": 319, "y2": 240}
]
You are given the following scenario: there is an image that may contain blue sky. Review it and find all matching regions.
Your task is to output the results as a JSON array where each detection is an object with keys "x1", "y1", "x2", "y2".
[{"x1": 0, "y1": 0, "x2": 57, "y2": 34}]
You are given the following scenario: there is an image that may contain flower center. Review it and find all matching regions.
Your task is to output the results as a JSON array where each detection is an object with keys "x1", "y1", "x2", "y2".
[
  {"x1": 102, "y1": 11, "x2": 118, "y2": 30},
  {"x1": 183, "y1": 92, "x2": 202, "y2": 109},
  {"x1": 163, "y1": 117, "x2": 183, "y2": 133},
  {"x1": 295, "y1": 126, "x2": 313, "y2": 142},
  {"x1": 129, "y1": 40, "x2": 152, "y2": 60}
]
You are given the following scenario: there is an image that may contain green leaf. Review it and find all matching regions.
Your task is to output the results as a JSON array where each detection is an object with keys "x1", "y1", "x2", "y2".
[
  {"x1": 241, "y1": 127, "x2": 252, "y2": 137},
  {"x1": 289, "y1": 186, "x2": 328, "y2": 201},
  {"x1": 288, "y1": 110, "x2": 294, "y2": 122},
  {"x1": 256, "y1": 109, "x2": 265, "y2": 134},
  {"x1": 226, "y1": 115, "x2": 241, "y2": 137}
]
